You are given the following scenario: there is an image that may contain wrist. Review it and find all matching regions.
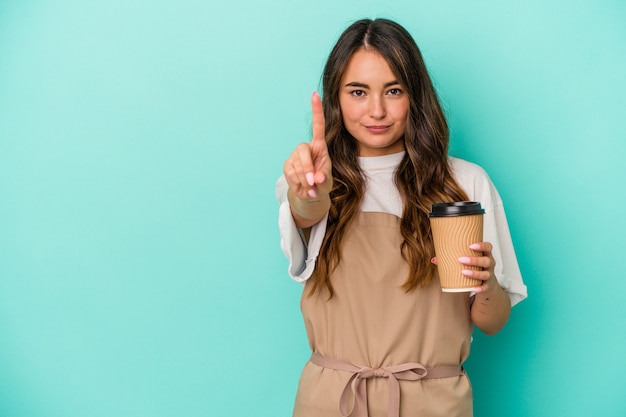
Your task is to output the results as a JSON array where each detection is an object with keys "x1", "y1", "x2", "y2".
[
  {"x1": 471, "y1": 278, "x2": 511, "y2": 335},
  {"x1": 288, "y1": 190, "x2": 330, "y2": 228},
  {"x1": 477, "y1": 274, "x2": 501, "y2": 296}
]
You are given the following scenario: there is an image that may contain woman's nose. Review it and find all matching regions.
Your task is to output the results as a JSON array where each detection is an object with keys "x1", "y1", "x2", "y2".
[{"x1": 369, "y1": 96, "x2": 386, "y2": 119}]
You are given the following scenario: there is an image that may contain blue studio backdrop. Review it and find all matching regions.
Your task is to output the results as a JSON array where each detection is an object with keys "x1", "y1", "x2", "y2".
[{"x1": 1, "y1": 1, "x2": 625, "y2": 416}]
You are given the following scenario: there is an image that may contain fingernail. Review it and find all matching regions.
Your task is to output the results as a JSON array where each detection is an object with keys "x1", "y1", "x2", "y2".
[
  {"x1": 307, "y1": 189, "x2": 317, "y2": 198},
  {"x1": 458, "y1": 257, "x2": 471, "y2": 264},
  {"x1": 430, "y1": 257, "x2": 437, "y2": 264},
  {"x1": 306, "y1": 172, "x2": 315, "y2": 186},
  {"x1": 461, "y1": 270, "x2": 474, "y2": 277},
  {"x1": 469, "y1": 243, "x2": 481, "y2": 250}
]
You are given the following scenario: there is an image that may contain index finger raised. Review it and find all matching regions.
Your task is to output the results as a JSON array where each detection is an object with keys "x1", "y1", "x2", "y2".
[{"x1": 311, "y1": 91, "x2": 325, "y2": 143}]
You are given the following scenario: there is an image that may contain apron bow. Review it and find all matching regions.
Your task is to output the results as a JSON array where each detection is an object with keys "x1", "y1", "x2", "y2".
[{"x1": 310, "y1": 352, "x2": 462, "y2": 417}]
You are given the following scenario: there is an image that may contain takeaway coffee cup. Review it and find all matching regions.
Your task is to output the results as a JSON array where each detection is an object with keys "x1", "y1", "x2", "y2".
[{"x1": 429, "y1": 202, "x2": 485, "y2": 292}]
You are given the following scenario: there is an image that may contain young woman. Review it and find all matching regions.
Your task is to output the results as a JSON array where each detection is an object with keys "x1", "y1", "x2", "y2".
[{"x1": 276, "y1": 18, "x2": 527, "y2": 417}]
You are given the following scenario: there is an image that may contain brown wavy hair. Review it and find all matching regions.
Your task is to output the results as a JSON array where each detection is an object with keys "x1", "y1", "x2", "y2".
[{"x1": 309, "y1": 18, "x2": 469, "y2": 297}]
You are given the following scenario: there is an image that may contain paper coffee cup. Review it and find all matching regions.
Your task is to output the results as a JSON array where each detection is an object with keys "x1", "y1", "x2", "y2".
[{"x1": 429, "y1": 202, "x2": 485, "y2": 292}]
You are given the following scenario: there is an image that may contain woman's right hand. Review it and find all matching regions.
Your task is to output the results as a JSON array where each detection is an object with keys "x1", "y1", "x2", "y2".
[{"x1": 283, "y1": 92, "x2": 333, "y2": 201}]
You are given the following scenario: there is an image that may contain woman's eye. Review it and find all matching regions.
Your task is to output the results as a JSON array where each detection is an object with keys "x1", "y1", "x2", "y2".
[
  {"x1": 350, "y1": 90, "x2": 365, "y2": 97},
  {"x1": 388, "y1": 88, "x2": 403, "y2": 96}
]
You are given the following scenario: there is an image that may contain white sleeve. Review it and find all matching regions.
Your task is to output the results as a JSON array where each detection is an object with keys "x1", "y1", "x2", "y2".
[
  {"x1": 451, "y1": 159, "x2": 528, "y2": 306},
  {"x1": 276, "y1": 175, "x2": 328, "y2": 283},
  {"x1": 484, "y1": 199, "x2": 528, "y2": 307}
]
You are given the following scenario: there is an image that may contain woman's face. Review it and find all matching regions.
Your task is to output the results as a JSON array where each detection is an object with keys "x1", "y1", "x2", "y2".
[{"x1": 339, "y1": 48, "x2": 410, "y2": 157}]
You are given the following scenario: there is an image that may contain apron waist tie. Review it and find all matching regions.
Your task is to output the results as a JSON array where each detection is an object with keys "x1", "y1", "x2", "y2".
[{"x1": 309, "y1": 352, "x2": 464, "y2": 417}]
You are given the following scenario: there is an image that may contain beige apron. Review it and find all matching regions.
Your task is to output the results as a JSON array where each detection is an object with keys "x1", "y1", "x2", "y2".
[{"x1": 293, "y1": 212, "x2": 473, "y2": 417}]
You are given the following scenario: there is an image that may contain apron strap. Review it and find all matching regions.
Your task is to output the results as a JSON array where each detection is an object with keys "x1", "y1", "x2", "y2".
[{"x1": 310, "y1": 352, "x2": 464, "y2": 417}]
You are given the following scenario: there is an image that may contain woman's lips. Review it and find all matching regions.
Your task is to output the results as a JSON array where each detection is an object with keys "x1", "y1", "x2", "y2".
[{"x1": 364, "y1": 125, "x2": 391, "y2": 133}]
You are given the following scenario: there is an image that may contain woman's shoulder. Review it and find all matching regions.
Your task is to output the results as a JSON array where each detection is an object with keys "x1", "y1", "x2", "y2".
[
  {"x1": 448, "y1": 156, "x2": 502, "y2": 207},
  {"x1": 448, "y1": 156, "x2": 489, "y2": 179}
]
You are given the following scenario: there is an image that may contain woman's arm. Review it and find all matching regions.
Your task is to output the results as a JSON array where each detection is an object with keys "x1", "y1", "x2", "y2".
[
  {"x1": 470, "y1": 278, "x2": 511, "y2": 335},
  {"x1": 460, "y1": 242, "x2": 512, "y2": 335}
]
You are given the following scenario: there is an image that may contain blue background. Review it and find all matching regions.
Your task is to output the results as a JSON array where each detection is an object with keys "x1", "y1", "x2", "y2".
[{"x1": 1, "y1": 0, "x2": 625, "y2": 416}]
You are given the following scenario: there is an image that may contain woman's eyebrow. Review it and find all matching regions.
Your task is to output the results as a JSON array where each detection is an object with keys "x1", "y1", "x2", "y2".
[
  {"x1": 344, "y1": 80, "x2": 401, "y2": 88},
  {"x1": 345, "y1": 82, "x2": 369, "y2": 88}
]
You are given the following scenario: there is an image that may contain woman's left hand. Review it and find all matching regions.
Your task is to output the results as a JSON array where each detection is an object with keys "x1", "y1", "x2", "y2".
[
  {"x1": 458, "y1": 242, "x2": 498, "y2": 294},
  {"x1": 432, "y1": 241, "x2": 510, "y2": 334}
]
